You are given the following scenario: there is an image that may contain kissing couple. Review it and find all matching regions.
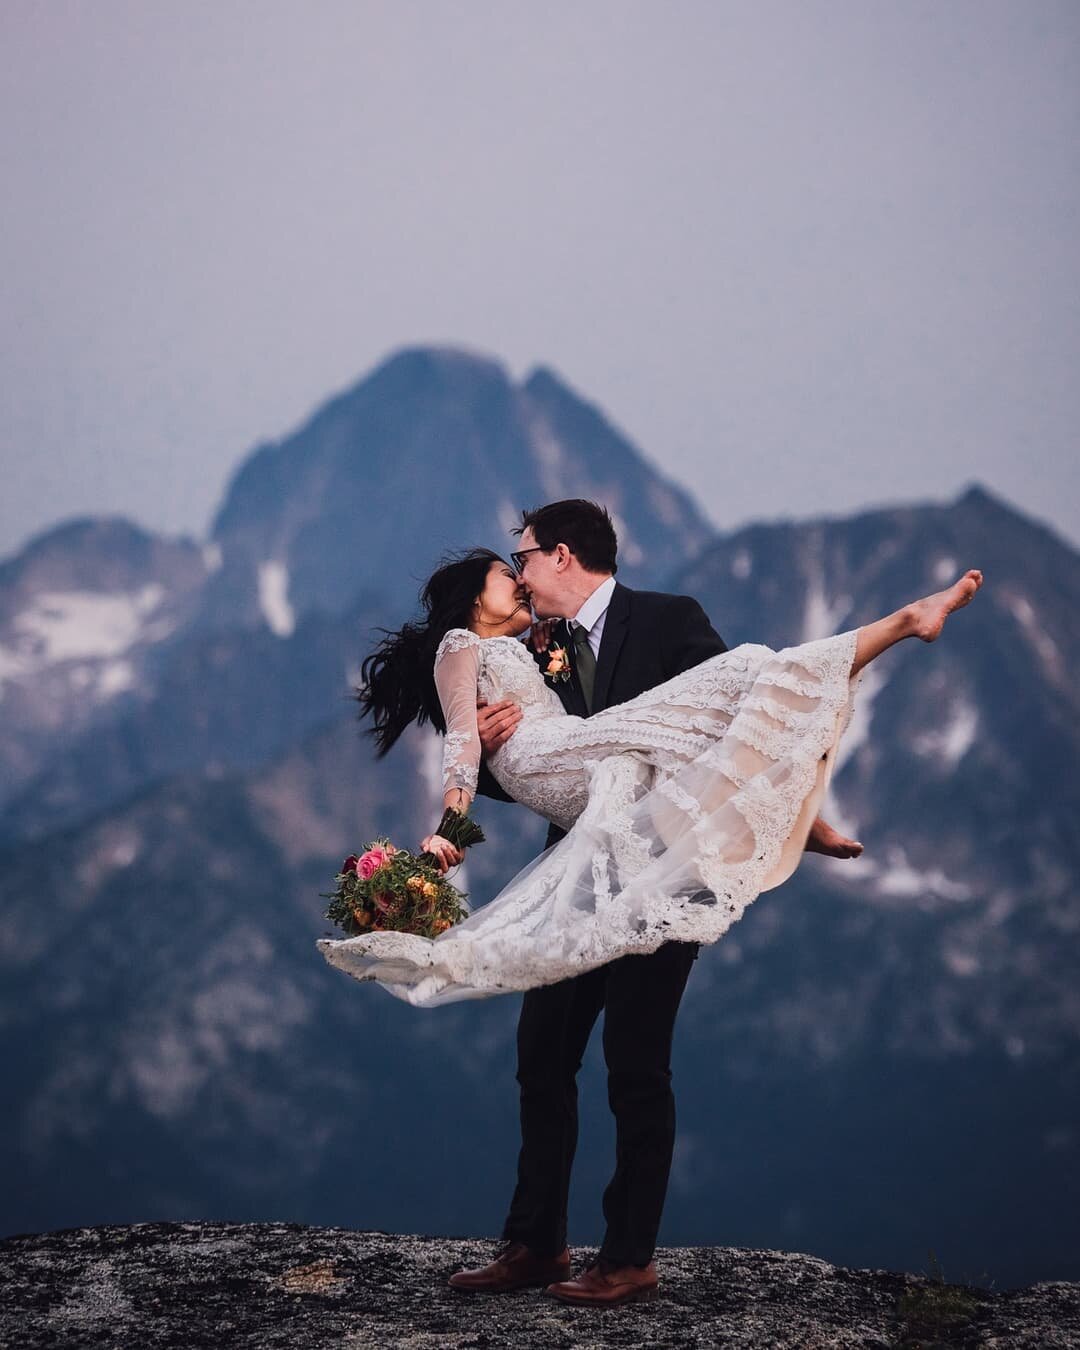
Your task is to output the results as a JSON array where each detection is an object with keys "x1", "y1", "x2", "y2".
[{"x1": 319, "y1": 497, "x2": 983, "y2": 1305}]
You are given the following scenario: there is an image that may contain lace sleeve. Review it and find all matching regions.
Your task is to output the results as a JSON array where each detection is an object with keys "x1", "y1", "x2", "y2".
[{"x1": 433, "y1": 630, "x2": 482, "y2": 799}]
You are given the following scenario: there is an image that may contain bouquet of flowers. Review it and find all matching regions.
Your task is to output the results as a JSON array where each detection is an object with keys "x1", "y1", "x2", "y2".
[{"x1": 322, "y1": 807, "x2": 485, "y2": 940}]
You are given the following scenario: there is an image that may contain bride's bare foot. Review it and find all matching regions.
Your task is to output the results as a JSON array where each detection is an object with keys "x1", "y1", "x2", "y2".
[
  {"x1": 805, "y1": 817, "x2": 864, "y2": 859},
  {"x1": 905, "y1": 569, "x2": 983, "y2": 642}
]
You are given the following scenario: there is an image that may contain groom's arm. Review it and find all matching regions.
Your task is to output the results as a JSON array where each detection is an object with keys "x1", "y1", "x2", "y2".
[{"x1": 476, "y1": 760, "x2": 515, "y2": 804}]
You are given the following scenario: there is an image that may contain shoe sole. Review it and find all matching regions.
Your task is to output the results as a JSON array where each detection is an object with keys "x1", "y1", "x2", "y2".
[
  {"x1": 547, "y1": 1284, "x2": 659, "y2": 1306},
  {"x1": 449, "y1": 1273, "x2": 571, "y2": 1293}
]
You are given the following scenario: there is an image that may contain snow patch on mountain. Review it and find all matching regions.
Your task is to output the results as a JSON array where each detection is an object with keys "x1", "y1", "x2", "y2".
[
  {"x1": 257, "y1": 562, "x2": 295, "y2": 638},
  {"x1": 527, "y1": 414, "x2": 566, "y2": 500},
  {"x1": 731, "y1": 549, "x2": 752, "y2": 579},
  {"x1": 912, "y1": 696, "x2": 978, "y2": 767},
  {"x1": 0, "y1": 645, "x2": 25, "y2": 684},
  {"x1": 830, "y1": 841, "x2": 976, "y2": 904},
  {"x1": 613, "y1": 513, "x2": 644, "y2": 566},
  {"x1": 1002, "y1": 589, "x2": 1064, "y2": 683},
  {"x1": 8, "y1": 585, "x2": 164, "y2": 663},
  {"x1": 124, "y1": 950, "x2": 311, "y2": 1120},
  {"x1": 941, "y1": 946, "x2": 980, "y2": 977},
  {"x1": 648, "y1": 482, "x2": 685, "y2": 529},
  {"x1": 874, "y1": 845, "x2": 973, "y2": 902},
  {"x1": 801, "y1": 575, "x2": 852, "y2": 643},
  {"x1": 0, "y1": 585, "x2": 165, "y2": 699},
  {"x1": 831, "y1": 661, "x2": 888, "y2": 776},
  {"x1": 496, "y1": 499, "x2": 520, "y2": 537},
  {"x1": 97, "y1": 660, "x2": 136, "y2": 698},
  {"x1": 73, "y1": 826, "x2": 143, "y2": 893}
]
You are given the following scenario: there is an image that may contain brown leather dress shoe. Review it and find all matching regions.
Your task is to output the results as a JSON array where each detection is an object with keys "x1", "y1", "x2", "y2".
[
  {"x1": 546, "y1": 1257, "x2": 659, "y2": 1306},
  {"x1": 448, "y1": 1239, "x2": 572, "y2": 1293},
  {"x1": 548, "y1": 1252, "x2": 658, "y2": 1306}
]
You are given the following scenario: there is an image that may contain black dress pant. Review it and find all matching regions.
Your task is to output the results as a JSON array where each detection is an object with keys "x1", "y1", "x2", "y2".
[{"x1": 500, "y1": 938, "x2": 699, "y2": 1268}]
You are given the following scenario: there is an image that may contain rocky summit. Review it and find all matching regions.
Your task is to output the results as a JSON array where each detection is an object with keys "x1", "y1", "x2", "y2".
[{"x1": 2, "y1": 1222, "x2": 1077, "y2": 1349}]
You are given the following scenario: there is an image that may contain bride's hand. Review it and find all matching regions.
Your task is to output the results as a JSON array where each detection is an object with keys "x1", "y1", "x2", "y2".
[{"x1": 420, "y1": 833, "x2": 464, "y2": 874}]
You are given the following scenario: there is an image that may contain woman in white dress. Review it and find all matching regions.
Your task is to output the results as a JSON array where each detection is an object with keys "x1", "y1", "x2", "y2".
[{"x1": 318, "y1": 550, "x2": 983, "y2": 1007}]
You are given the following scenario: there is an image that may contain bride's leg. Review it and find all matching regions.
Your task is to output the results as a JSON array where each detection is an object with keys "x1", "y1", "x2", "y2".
[
  {"x1": 850, "y1": 569, "x2": 983, "y2": 677},
  {"x1": 800, "y1": 570, "x2": 984, "y2": 863}
]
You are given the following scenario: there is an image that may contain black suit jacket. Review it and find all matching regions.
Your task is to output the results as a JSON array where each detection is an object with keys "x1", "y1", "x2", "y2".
[{"x1": 476, "y1": 582, "x2": 728, "y2": 849}]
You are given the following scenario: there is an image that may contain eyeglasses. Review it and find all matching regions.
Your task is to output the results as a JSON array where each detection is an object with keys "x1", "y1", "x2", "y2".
[{"x1": 510, "y1": 546, "x2": 548, "y2": 574}]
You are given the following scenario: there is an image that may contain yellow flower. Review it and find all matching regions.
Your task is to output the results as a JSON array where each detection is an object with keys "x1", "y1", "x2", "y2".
[
  {"x1": 406, "y1": 875, "x2": 425, "y2": 893},
  {"x1": 422, "y1": 881, "x2": 439, "y2": 900}
]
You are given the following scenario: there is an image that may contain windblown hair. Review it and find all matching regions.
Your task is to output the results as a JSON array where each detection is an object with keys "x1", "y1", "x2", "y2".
[
  {"x1": 356, "y1": 548, "x2": 504, "y2": 757},
  {"x1": 513, "y1": 498, "x2": 618, "y2": 574}
]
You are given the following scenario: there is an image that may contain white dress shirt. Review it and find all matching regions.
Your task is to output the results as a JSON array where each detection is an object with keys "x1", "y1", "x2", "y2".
[{"x1": 569, "y1": 575, "x2": 617, "y2": 659}]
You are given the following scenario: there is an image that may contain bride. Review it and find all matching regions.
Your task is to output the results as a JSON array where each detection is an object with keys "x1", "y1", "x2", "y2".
[{"x1": 317, "y1": 549, "x2": 983, "y2": 1007}]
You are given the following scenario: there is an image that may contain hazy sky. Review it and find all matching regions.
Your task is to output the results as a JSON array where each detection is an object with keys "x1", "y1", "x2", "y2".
[{"x1": 2, "y1": 0, "x2": 1077, "y2": 561}]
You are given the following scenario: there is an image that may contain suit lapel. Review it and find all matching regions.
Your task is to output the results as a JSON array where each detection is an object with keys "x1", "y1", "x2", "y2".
[{"x1": 591, "y1": 583, "x2": 630, "y2": 713}]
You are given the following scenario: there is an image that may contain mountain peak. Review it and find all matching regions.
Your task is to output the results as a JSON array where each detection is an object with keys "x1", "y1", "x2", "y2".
[
  {"x1": 5, "y1": 515, "x2": 157, "y2": 564},
  {"x1": 951, "y1": 480, "x2": 1078, "y2": 556},
  {"x1": 364, "y1": 343, "x2": 511, "y2": 395},
  {"x1": 954, "y1": 481, "x2": 1011, "y2": 513},
  {"x1": 522, "y1": 362, "x2": 591, "y2": 407},
  {"x1": 0, "y1": 514, "x2": 199, "y2": 589}
]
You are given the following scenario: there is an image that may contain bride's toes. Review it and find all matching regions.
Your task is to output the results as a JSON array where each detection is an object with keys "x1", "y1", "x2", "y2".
[
  {"x1": 909, "y1": 567, "x2": 984, "y2": 641},
  {"x1": 806, "y1": 823, "x2": 864, "y2": 859},
  {"x1": 956, "y1": 568, "x2": 983, "y2": 603}
]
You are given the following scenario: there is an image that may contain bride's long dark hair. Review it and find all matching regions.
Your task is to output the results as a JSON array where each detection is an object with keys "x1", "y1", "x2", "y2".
[{"x1": 356, "y1": 547, "x2": 506, "y2": 757}]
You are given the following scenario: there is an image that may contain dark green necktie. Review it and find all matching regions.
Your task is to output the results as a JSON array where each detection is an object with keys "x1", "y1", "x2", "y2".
[{"x1": 571, "y1": 621, "x2": 597, "y2": 713}]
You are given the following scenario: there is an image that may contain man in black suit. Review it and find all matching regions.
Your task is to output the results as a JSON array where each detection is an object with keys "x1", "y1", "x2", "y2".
[
  {"x1": 442, "y1": 498, "x2": 725, "y2": 1308},
  {"x1": 448, "y1": 499, "x2": 857, "y2": 1307}
]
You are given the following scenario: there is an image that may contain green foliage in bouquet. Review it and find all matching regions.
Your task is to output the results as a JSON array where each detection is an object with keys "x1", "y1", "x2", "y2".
[{"x1": 322, "y1": 809, "x2": 485, "y2": 940}]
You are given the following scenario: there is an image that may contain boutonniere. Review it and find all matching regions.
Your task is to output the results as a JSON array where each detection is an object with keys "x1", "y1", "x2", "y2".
[{"x1": 544, "y1": 645, "x2": 572, "y2": 683}]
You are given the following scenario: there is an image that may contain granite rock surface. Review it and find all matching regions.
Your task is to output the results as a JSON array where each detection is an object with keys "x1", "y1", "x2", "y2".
[{"x1": 2, "y1": 1222, "x2": 1078, "y2": 1349}]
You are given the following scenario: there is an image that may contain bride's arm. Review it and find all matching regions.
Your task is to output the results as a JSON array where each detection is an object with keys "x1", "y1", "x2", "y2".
[
  {"x1": 433, "y1": 640, "x2": 481, "y2": 813},
  {"x1": 423, "y1": 637, "x2": 481, "y2": 870}
]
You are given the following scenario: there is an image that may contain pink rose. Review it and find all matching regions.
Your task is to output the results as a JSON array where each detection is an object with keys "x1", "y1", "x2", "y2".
[{"x1": 357, "y1": 847, "x2": 389, "y2": 879}]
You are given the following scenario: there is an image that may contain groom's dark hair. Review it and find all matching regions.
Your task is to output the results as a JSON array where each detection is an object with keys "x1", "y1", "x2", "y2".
[{"x1": 514, "y1": 499, "x2": 618, "y2": 575}]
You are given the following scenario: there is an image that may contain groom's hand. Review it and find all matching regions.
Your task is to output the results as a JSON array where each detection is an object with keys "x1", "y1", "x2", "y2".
[
  {"x1": 526, "y1": 619, "x2": 559, "y2": 653},
  {"x1": 477, "y1": 698, "x2": 522, "y2": 754}
]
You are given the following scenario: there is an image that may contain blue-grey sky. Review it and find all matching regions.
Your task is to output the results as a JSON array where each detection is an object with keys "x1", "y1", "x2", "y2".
[{"x1": 2, "y1": 0, "x2": 1077, "y2": 560}]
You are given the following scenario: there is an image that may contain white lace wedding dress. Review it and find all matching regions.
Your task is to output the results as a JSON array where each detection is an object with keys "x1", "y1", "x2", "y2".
[{"x1": 317, "y1": 626, "x2": 864, "y2": 1006}]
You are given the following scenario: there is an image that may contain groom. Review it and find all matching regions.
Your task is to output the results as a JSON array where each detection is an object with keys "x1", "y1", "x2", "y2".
[{"x1": 448, "y1": 499, "x2": 857, "y2": 1307}]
